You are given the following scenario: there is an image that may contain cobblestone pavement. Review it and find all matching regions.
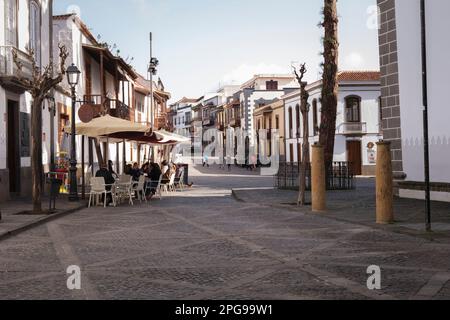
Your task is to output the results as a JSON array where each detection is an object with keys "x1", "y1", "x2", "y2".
[{"x1": 0, "y1": 165, "x2": 450, "y2": 300}]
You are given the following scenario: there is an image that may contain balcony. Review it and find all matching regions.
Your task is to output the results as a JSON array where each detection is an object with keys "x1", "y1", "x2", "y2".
[
  {"x1": 216, "y1": 123, "x2": 225, "y2": 131},
  {"x1": 203, "y1": 117, "x2": 215, "y2": 127},
  {"x1": 229, "y1": 118, "x2": 241, "y2": 128},
  {"x1": 83, "y1": 94, "x2": 130, "y2": 120},
  {"x1": 338, "y1": 122, "x2": 367, "y2": 135},
  {"x1": 155, "y1": 115, "x2": 168, "y2": 129},
  {"x1": 0, "y1": 46, "x2": 33, "y2": 93},
  {"x1": 107, "y1": 99, "x2": 130, "y2": 120},
  {"x1": 190, "y1": 116, "x2": 202, "y2": 126}
]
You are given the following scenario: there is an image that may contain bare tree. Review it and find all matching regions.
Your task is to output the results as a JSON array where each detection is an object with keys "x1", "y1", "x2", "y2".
[
  {"x1": 13, "y1": 44, "x2": 69, "y2": 213},
  {"x1": 319, "y1": 0, "x2": 339, "y2": 164},
  {"x1": 293, "y1": 63, "x2": 310, "y2": 206}
]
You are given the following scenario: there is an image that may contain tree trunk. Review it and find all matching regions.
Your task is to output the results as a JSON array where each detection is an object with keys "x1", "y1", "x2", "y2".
[
  {"x1": 31, "y1": 98, "x2": 43, "y2": 213},
  {"x1": 298, "y1": 83, "x2": 310, "y2": 206},
  {"x1": 319, "y1": 0, "x2": 339, "y2": 164}
]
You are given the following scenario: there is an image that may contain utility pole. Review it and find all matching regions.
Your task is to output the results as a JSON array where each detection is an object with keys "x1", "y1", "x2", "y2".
[
  {"x1": 149, "y1": 32, "x2": 154, "y2": 130},
  {"x1": 149, "y1": 32, "x2": 154, "y2": 162},
  {"x1": 420, "y1": 0, "x2": 431, "y2": 232}
]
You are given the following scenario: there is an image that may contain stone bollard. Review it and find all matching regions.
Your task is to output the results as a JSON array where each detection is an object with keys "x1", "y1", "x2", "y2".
[
  {"x1": 311, "y1": 144, "x2": 326, "y2": 212},
  {"x1": 376, "y1": 141, "x2": 394, "y2": 224}
]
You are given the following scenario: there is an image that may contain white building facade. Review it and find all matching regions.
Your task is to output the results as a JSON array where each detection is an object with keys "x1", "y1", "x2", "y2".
[
  {"x1": 0, "y1": 0, "x2": 52, "y2": 201},
  {"x1": 239, "y1": 75, "x2": 299, "y2": 147},
  {"x1": 378, "y1": 0, "x2": 450, "y2": 202},
  {"x1": 284, "y1": 71, "x2": 382, "y2": 176}
]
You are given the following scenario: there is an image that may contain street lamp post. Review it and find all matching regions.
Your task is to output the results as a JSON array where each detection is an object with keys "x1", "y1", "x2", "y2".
[
  {"x1": 148, "y1": 32, "x2": 159, "y2": 162},
  {"x1": 66, "y1": 63, "x2": 81, "y2": 202}
]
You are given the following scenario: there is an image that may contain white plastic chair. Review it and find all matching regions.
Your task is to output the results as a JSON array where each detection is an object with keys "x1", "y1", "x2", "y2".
[
  {"x1": 145, "y1": 174, "x2": 163, "y2": 200},
  {"x1": 116, "y1": 175, "x2": 134, "y2": 205},
  {"x1": 88, "y1": 177, "x2": 116, "y2": 208},
  {"x1": 154, "y1": 174, "x2": 163, "y2": 200},
  {"x1": 174, "y1": 168, "x2": 185, "y2": 191},
  {"x1": 162, "y1": 173, "x2": 176, "y2": 193},
  {"x1": 131, "y1": 175, "x2": 147, "y2": 202}
]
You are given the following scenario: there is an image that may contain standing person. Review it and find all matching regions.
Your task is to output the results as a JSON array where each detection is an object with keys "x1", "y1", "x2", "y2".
[
  {"x1": 250, "y1": 154, "x2": 257, "y2": 171},
  {"x1": 203, "y1": 154, "x2": 209, "y2": 168},
  {"x1": 108, "y1": 160, "x2": 118, "y2": 179},
  {"x1": 226, "y1": 155, "x2": 232, "y2": 172}
]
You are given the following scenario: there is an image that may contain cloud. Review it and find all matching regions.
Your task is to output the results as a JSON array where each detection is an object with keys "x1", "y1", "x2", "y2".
[
  {"x1": 344, "y1": 52, "x2": 365, "y2": 69},
  {"x1": 221, "y1": 63, "x2": 290, "y2": 85}
]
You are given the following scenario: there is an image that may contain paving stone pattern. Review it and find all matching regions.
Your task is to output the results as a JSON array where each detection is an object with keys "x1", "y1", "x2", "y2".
[{"x1": 0, "y1": 165, "x2": 449, "y2": 300}]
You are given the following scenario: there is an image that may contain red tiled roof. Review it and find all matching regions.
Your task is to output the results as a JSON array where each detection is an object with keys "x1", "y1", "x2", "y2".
[
  {"x1": 176, "y1": 97, "x2": 200, "y2": 104},
  {"x1": 338, "y1": 71, "x2": 380, "y2": 82}
]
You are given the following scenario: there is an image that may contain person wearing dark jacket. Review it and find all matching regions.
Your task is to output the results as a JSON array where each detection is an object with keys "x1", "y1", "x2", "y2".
[
  {"x1": 108, "y1": 160, "x2": 118, "y2": 179},
  {"x1": 95, "y1": 163, "x2": 116, "y2": 206},
  {"x1": 129, "y1": 162, "x2": 142, "y2": 182},
  {"x1": 146, "y1": 163, "x2": 162, "y2": 199}
]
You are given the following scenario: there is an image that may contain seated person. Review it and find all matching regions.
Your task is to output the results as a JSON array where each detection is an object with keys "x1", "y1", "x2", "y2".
[
  {"x1": 129, "y1": 162, "x2": 142, "y2": 182},
  {"x1": 161, "y1": 160, "x2": 169, "y2": 176},
  {"x1": 141, "y1": 162, "x2": 151, "y2": 176},
  {"x1": 145, "y1": 163, "x2": 162, "y2": 199},
  {"x1": 95, "y1": 163, "x2": 116, "y2": 206},
  {"x1": 124, "y1": 164, "x2": 132, "y2": 175}
]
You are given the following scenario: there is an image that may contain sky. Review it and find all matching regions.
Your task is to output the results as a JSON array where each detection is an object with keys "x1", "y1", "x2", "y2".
[{"x1": 54, "y1": 0, "x2": 380, "y2": 103}]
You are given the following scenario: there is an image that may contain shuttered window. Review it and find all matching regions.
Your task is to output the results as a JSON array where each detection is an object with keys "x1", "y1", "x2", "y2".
[{"x1": 5, "y1": 0, "x2": 17, "y2": 46}]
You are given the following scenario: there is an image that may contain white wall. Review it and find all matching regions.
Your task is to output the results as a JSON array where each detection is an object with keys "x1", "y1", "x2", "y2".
[
  {"x1": 253, "y1": 78, "x2": 297, "y2": 91},
  {"x1": 0, "y1": 89, "x2": 6, "y2": 169},
  {"x1": 283, "y1": 82, "x2": 381, "y2": 165},
  {"x1": 396, "y1": 0, "x2": 450, "y2": 183}
]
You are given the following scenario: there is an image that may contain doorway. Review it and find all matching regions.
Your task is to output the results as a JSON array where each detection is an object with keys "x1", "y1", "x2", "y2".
[
  {"x1": 347, "y1": 140, "x2": 362, "y2": 176},
  {"x1": 7, "y1": 100, "x2": 20, "y2": 195}
]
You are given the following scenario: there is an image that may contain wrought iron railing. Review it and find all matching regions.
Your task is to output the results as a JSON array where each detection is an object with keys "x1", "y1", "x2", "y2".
[
  {"x1": 108, "y1": 99, "x2": 130, "y2": 120},
  {"x1": 274, "y1": 161, "x2": 354, "y2": 191},
  {"x1": 338, "y1": 122, "x2": 367, "y2": 135}
]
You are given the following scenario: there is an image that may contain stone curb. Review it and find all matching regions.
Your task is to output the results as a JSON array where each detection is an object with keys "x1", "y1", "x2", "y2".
[
  {"x1": 0, "y1": 203, "x2": 86, "y2": 242},
  {"x1": 231, "y1": 189, "x2": 450, "y2": 243}
]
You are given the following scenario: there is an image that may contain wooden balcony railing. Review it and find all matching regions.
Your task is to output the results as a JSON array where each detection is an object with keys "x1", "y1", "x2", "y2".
[{"x1": 83, "y1": 94, "x2": 130, "y2": 120}]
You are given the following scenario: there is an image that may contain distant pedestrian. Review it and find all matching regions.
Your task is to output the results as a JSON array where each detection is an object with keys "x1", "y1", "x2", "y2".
[
  {"x1": 203, "y1": 155, "x2": 209, "y2": 168},
  {"x1": 226, "y1": 155, "x2": 232, "y2": 171}
]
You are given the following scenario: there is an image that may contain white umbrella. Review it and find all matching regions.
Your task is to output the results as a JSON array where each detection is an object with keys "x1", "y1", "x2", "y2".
[{"x1": 64, "y1": 115, "x2": 149, "y2": 138}]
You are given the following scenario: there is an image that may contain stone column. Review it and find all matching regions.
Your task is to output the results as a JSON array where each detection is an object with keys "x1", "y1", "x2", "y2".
[
  {"x1": 376, "y1": 141, "x2": 394, "y2": 224},
  {"x1": 311, "y1": 144, "x2": 326, "y2": 212}
]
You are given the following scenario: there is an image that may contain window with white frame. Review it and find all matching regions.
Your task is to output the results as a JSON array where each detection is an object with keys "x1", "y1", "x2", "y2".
[
  {"x1": 29, "y1": 0, "x2": 41, "y2": 66},
  {"x1": 5, "y1": 0, "x2": 17, "y2": 46}
]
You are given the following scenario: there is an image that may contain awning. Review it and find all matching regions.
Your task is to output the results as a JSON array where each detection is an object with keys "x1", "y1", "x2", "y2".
[
  {"x1": 65, "y1": 115, "x2": 149, "y2": 137},
  {"x1": 154, "y1": 130, "x2": 190, "y2": 144},
  {"x1": 106, "y1": 131, "x2": 189, "y2": 146},
  {"x1": 65, "y1": 115, "x2": 190, "y2": 145}
]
